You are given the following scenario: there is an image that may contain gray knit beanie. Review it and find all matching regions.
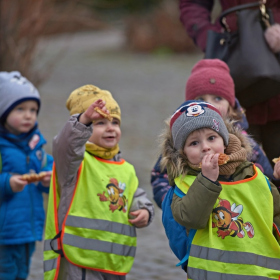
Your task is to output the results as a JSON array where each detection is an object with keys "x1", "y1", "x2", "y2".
[
  {"x1": 170, "y1": 100, "x2": 229, "y2": 150},
  {"x1": 0, "y1": 71, "x2": 41, "y2": 123}
]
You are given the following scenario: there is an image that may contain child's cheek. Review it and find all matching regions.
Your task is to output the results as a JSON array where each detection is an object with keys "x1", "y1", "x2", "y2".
[
  {"x1": 10, "y1": 118, "x2": 21, "y2": 127},
  {"x1": 7, "y1": 116, "x2": 22, "y2": 129}
]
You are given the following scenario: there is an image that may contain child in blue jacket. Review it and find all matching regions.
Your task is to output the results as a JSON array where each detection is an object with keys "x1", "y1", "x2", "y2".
[
  {"x1": 151, "y1": 59, "x2": 277, "y2": 209},
  {"x1": 0, "y1": 71, "x2": 53, "y2": 280}
]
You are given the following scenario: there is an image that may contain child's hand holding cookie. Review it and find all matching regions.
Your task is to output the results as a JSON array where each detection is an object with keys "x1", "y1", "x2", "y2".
[{"x1": 79, "y1": 99, "x2": 110, "y2": 125}]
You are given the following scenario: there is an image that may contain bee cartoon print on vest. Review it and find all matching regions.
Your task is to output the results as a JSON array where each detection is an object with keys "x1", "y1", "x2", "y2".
[
  {"x1": 97, "y1": 178, "x2": 128, "y2": 213},
  {"x1": 212, "y1": 198, "x2": 255, "y2": 239}
]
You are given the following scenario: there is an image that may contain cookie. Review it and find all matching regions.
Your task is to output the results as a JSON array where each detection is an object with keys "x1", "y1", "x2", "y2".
[
  {"x1": 272, "y1": 156, "x2": 280, "y2": 164},
  {"x1": 21, "y1": 172, "x2": 47, "y2": 183},
  {"x1": 218, "y1": 153, "x2": 230, "y2": 165},
  {"x1": 199, "y1": 153, "x2": 229, "y2": 168},
  {"x1": 94, "y1": 107, "x2": 113, "y2": 121}
]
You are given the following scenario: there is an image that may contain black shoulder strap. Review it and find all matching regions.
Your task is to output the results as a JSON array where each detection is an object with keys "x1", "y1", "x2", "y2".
[{"x1": 219, "y1": 1, "x2": 262, "y2": 28}]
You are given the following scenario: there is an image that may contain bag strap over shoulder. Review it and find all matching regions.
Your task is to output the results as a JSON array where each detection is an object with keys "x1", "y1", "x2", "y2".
[{"x1": 219, "y1": 1, "x2": 269, "y2": 30}]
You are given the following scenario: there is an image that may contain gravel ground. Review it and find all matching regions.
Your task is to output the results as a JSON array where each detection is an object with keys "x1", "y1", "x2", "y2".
[{"x1": 27, "y1": 28, "x2": 203, "y2": 280}]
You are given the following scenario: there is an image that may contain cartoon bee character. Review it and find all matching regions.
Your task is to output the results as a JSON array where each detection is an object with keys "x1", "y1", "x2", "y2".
[
  {"x1": 97, "y1": 178, "x2": 127, "y2": 213},
  {"x1": 212, "y1": 199, "x2": 255, "y2": 239}
]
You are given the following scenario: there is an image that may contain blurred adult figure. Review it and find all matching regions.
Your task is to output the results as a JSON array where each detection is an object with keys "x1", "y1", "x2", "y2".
[{"x1": 179, "y1": 0, "x2": 280, "y2": 163}]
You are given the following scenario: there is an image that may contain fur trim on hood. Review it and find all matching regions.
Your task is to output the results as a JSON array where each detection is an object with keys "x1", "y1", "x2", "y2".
[{"x1": 159, "y1": 118, "x2": 252, "y2": 184}]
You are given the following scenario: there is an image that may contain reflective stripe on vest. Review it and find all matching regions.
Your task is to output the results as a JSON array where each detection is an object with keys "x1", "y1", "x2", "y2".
[
  {"x1": 175, "y1": 166, "x2": 280, "y2": 280},
  {"x1": 62, "y1": 215, "x2": 136, "y2": 257},
  {"x1": 44, "y1": 153, "x2": 138, "y2": 278}
]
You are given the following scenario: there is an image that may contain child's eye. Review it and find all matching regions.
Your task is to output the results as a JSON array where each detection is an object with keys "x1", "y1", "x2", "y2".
[
  {"x1": 30, "y1": 108, "x2": 37, "y2": 113},
  {"x1": 196, "y1": 97, "x2": 204, "y2": 101},
  {"x1": 95, "y1": 121, "x2": 105, "y2": 125},
  {"x1": 208, "y1": 136, "x2": 215, "y2": 141},
  {"x1": 111, "y1": 118, "x2": 120, "y2": 126},
  {"x1": 190, "y1": 141, "x2": 198, "y2": 146},
  {"x1": 214, "y1": 96, "x2": 223, "y2": 102}
]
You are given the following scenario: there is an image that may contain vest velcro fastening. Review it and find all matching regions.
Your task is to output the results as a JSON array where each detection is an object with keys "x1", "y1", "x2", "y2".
[{"x1": 49, "y1": 231, "x2": 64, "y2": 257}]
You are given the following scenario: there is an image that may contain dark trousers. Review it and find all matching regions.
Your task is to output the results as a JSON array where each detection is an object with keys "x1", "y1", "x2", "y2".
[
  {"x1": 0, "y1": 242, "x2": 35, "y2": 280},
  {"x1": 248, "y1": 120, "x2": 280, "y2": 187}
]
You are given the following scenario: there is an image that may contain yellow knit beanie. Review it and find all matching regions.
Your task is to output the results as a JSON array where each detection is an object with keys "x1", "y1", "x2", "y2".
[{"x1": 66, "y1": 84, "x2": 121, "y2": 122}]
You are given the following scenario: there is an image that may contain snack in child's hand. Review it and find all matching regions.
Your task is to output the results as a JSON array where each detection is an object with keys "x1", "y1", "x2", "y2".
[
  {"x1": 94, "y1": 107, "x2": 113, "y2": 121},
  {"x1": 217, "y1": 153, "x2": 230, "y2": 165},
  {"x1": 199, "y1": 153, "x2": 230, "y2": 168},
  {"x1": 21, "y1": 172, "x2": 47, "y2": 183},
  {"x1": 272, "y1": 156, "x2": 280, "y2": 164}
]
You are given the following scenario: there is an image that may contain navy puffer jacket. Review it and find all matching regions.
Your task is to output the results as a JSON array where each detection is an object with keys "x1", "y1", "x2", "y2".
[{"x1": 0, "y1": 124, "x2": 53, "y2": 245}]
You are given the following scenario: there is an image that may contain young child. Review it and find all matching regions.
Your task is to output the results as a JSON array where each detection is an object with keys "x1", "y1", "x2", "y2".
[
  {"x1": 151, "y1": 59, "x2": 277, "y2": 209},
  {"x1": 0, "y1": 71, "x2": 53, "y2": 280},
  {"x1": 160, "y1": 100, "x2": 280, "y2": 278},
  {"x1": 43, "y1": 85, "x2": 154, "y2": 280}
]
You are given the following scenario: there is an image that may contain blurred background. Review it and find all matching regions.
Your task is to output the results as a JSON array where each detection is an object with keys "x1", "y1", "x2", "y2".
[{"x1": 1, "y1": 0, "x2": 219, "y2": 279}]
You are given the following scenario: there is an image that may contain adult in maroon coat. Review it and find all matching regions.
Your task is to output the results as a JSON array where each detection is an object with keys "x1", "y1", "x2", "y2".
[{"x1": 179, "y1": 0, "x2": 280, "y2": 164}]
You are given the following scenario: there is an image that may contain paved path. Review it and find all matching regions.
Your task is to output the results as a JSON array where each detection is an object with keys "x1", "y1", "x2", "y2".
[{"x1": 28, "y1": 28, "x2": 203, "y2": 280}]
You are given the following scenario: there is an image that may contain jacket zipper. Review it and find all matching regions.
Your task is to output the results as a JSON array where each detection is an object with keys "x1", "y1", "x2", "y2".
[{"x1": 27, "y1": 155, "x2": 36, "y2": 239}]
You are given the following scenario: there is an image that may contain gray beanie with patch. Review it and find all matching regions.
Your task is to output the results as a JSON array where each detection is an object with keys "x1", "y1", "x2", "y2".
[
  {"x1": 0, "y1": 71, "x2": 41, "y2": 123},
  {"x1": 170, "y1": 100, "x2": 229, "y2": 150}
]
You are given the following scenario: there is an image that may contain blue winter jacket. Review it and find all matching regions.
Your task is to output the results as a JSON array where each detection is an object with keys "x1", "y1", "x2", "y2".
[{"x1": 0, "y1": 123, "x2": 53, "y2": 245}]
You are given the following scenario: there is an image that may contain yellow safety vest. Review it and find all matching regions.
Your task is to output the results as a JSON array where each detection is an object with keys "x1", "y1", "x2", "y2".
[
  {"x1": 44, "y1": 152, "x2": 138, "y2": 280},
  {"x1": 175, "y1": 165, "x2": 280, "y2": 280}
]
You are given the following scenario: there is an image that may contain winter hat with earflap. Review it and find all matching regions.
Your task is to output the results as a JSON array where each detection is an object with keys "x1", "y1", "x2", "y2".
[
  {"x1": 170, "y1": 100, "x2": 229, "y2": 150},
  {"x1": 0, "y1": 71, "x2": 41, "y2": 123},
  {"x1": 66, "y1": 84, "x2": 121, "y2": 123},
  {"x1": 185, "y1": 59, "x2": 235, "y2": 107}
]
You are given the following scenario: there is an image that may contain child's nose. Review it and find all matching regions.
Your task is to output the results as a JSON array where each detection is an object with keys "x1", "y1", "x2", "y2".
[
  {"x1": 25, "y1": 110, "x2": 33, "y2": 118},
  {"x1": 106, "y1": 122, "x2": 114, "y2": 130},
  {"x1": 202, "y1": 141, "x2": 210, "y2": 151}
]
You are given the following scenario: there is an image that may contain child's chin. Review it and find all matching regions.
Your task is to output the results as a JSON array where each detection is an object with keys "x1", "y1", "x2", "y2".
[
  {"x1": 103, "y1": 144, "x2": 117, "y2": 149},
  {"x1": 20, "y1": 129, "x2": 31, "y2": 133}
]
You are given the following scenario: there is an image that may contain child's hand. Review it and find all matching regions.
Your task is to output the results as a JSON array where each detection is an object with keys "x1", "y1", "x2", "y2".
[
  {"x1": 128, "y1": 209, "x2": 149, "y2": 228},
  {"x1": 40, "y1": 171, "x2": 52, "y2": 187},
  {"x1": 201, "y1": 153, "x2": 219, "y2": 182},
  {"x1": 79, "y1": 99, "x2": 109, "y2": 125},
  {"x1": 273, "y1": 161, "x2": 280, "y2": 179},
  {"x1": 10, "y1": 175, "x2": 28, "y2": 192}
]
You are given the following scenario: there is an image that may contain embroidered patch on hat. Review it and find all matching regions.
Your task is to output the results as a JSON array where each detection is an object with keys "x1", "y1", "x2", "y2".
[
  {"x1": 210, "y1": 78, "x2": 216, "y2": 84},
  {"x1": 170, "y1": 101, "x2": 222, "y2": 129},
  {"x1": 212, "y1": 119, "x2": 220, "y2": 132},
  {"x1": 186, "y1": 104, "x2": 205, "y2": 117}
]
